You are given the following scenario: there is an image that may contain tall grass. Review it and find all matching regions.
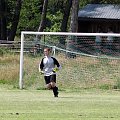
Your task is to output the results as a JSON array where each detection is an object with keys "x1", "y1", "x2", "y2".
[
  {"x1": 0, "y1": 51, "x2": 120, "y2": 90},
  {"x1": 57, "y1": 54, "x2": 120, "y2": 90},
  {"x1": 0, "y1": 53, "x2": 19, "y2": 87}
]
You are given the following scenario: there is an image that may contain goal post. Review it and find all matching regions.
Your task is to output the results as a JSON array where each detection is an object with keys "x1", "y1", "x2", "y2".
[
  {"x1": 19, "y1": 31, "x2": 120, "y2": 89},
  {"x1": 19, "y1": 32, "x2": 24, "y2": 89}
]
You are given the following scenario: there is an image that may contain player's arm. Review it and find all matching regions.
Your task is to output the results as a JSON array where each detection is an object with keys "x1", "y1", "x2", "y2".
[
  {"x1": 52, "y1": 57, "x2": 61, "y2": 72},
  {"x1": 39, "y1": 58, "x2": 44, "y2": 73}
]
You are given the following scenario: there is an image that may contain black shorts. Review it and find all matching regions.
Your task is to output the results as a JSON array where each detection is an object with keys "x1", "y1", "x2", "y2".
[{"x1": 44, "y1": 74, "x2": 56, "y2": 84}]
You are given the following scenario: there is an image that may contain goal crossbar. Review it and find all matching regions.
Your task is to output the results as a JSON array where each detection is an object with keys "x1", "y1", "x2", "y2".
[{"x1": 21, "y1": 31, "x2": 120, "y2": 37}]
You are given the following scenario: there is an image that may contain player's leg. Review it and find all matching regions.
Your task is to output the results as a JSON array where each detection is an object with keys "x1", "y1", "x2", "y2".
[
  {"x1": 46, "y1": 83, "x2": 52, "y2": 89},
  {"x1": 44, "y1": 76, "x2": 52, "y2": 89},
  {"x1": 50, "y1": 74, "x2": 59, "y2": 97}
]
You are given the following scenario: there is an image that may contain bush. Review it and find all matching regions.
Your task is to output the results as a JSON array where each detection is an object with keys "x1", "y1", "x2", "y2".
[
  {"x1": 99, "y1": 84, "x2": 112, "y2": 90},
  {"x1": 114, "y1": 79, "x2": 120, "y2": 89},
  {"x1": 0, "y1": 48, "x2": 4, "y2": 56},
  {"x1": 0, "y1": 48, "x2": 10, "y2": 56}
]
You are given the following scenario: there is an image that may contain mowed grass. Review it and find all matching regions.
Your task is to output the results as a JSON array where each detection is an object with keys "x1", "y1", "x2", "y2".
[{"x1": 0, "y1": 89, "x2": 120, "y2": 120}]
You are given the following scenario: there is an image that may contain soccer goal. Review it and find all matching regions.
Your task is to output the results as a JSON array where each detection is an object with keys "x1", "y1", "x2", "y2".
[{"x1": 19, "y1": 31, "x2": 120, "y2": 89}]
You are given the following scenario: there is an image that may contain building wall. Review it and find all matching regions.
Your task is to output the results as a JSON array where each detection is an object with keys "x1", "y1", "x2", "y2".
[{"x1": 78, "y1": 19, "x2": 120, "y2": 33}]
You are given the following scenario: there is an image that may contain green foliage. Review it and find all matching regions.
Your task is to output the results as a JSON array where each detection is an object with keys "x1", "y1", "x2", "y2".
[
  {"x1": 17, "y1": 0, "x2": 42, "y2": 34},
  {"x1": 116, "y1": 80, "x2": 120, "y2": 89},
  {"x1": 114, "y1": 79, "x2": 120, "y2": 89},
  {"x1": 99, "y1": 84, "x2": 112, "y2": 90},
  {"x1": 17, "y1": 0, "x2": 64, "y2": 34},
  {"x1": 4, "y1": 0, "x2": 120, "y2": 38},
  {"x1": 79, "y1": 0, "x2": 92, "y2": 8},
  {"x1": 7, "y1": 0, "x2": 16, "y2": 27},
  {"x1": 16, "y1": 0, "x2": 120, "y2": 35},
  {"x1": 45, "y1": 11, "x2": 62, "y2": 32},
  {"x1": 101, "y1": 0, "x2": 120, "y2": 4},
  {"x1": 0, "y1": 80, "x2": 6, "y2": 84},
  {"x1": 0, "y1": 48, "x2": 10, "y2": 56},
  {"x1": 0, "y1": 48, "x2": 3, "y2": 56}
]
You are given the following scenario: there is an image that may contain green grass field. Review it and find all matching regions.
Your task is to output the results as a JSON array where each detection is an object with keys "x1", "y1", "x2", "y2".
[
  {"x1": 0, "y1": 51, "x2": 120, "y2": 120},
  {"x1": 0, "y1": 89, "x2": 120, "y2": 120}
]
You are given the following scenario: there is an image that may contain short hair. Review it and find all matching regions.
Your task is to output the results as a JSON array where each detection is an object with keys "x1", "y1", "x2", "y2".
[{"x1": 44, "y1": 48, "x2": 51, "y2": 52}]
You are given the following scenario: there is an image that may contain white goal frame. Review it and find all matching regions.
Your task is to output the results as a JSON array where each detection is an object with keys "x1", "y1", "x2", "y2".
[{"x1": 19, "y1": 31, "x2": 120, "y2": 89}]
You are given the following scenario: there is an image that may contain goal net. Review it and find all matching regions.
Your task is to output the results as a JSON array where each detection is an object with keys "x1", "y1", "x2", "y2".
[{"x1": 19, "y1": 32, "x2": 120, "y2": 90}]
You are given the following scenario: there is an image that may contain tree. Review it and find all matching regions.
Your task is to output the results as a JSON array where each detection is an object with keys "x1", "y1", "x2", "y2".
[
  {"x1": 70, "y1": 0, "x2": 79, "y2": 32},
  {"x1": 38, "y1": 0, "x2": 48, "y2": 32},
  {"x1": 0, "y1": 0, "x2": 7, "y2": 40},
  {"x1": 59, "y1": 0, "x2": 72, "y2": 45},
  {"x1": 7, "y1": 0, "x2": 22, "y2": 41},
  {"x1": 17, "y1": 0, "x2": 42, "y2": 34},
  {"x1": 1, "y1": 0, "x2": 119, "y2": 42},
  {"x1": 91, "y1": 0, "x2": 120, "y2": 4},
  {"x1": 60, "y1": 0, "x2": 72, "y2": 32},
  {"x1": 66, "y1": 0, "x2": 79, "y2": 57}
]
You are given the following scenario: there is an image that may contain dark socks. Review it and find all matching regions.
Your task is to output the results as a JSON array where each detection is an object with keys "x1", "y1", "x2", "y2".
[{"x1": 53, "y1": 86, "x2": 58, "y2": 97}]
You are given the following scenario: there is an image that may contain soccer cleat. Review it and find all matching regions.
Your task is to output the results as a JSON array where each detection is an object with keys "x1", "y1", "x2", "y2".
[{"x1": 54, "y1": 92, "x2": 58, "y2": 97}]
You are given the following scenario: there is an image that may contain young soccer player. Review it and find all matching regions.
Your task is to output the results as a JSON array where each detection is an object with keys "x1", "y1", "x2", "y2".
[{"x1": 39, "y1": 48, "x2": 61, "y2": 97}]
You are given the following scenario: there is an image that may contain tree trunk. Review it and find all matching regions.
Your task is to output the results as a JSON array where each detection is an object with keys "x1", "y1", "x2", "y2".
[
  {"x1": 8, "y1": 0, "x2": 22, "y2": 41},
  {"x1": 38, "y1": 0, "x2": 48, "y2": 32},
  {"x1": 0, "y1": 0, "x2": 7, "y2": 40},
  {"x1": 60, "y1": 0, "x2": 72, "y2": 32},
  {"x1": 59, "y1": 0, "x2": 72, "y2": 45},
  {"x1": 66, "y1": 0, "x2": 79, "y2": 57},
  {"x1": 70, "y1": 0, "x2": 79, "y2": 32}
]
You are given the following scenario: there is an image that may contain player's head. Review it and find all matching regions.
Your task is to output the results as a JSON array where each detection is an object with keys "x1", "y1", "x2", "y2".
[{"x1": 44, "y1": 48, "x2": 51, "y2": 56}]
